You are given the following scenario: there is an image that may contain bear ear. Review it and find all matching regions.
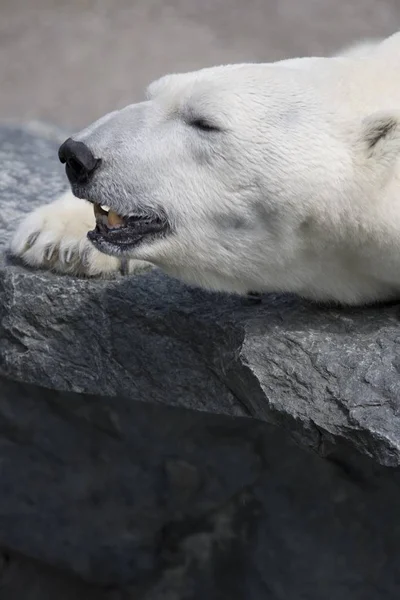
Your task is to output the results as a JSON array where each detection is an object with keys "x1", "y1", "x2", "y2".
[{"x1": 360, "y1": 112, "x2": 400, "y2": 162}]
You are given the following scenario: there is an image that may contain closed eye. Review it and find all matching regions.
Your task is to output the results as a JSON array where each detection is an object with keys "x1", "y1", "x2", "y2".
[{"x1": 189, "y1": 118, "x2": 221, "y2": 132}]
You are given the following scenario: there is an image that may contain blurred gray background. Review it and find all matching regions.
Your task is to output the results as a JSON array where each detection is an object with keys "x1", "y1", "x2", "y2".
[{"x1": 0, "y1": 0, "x2": 399, "y2": 129}]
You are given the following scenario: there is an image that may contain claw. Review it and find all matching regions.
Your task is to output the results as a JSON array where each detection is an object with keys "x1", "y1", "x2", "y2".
[
  {"x1": 81, "y1": 248, "x2": 91, "y2": 267},
  {"x1": 44, "y1": 245, "x2": 55, "y2": 261},
  {"x1": 120, "y1": 257, "x2": 129, "y2": 276},
  {"x1": 64, "y1": 248, "x2": 74, "y2": 264},
  {"x1": 26, "y1": 232, "x2": 39, "y2": 249}
]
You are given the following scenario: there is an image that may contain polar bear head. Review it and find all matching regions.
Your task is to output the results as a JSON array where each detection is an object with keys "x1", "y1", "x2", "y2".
[{"x1": 59, "y1": 39, "x2": 400, "y2": 304}]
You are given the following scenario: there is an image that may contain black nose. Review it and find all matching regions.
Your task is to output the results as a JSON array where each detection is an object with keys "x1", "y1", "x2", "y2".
[{"x1": 58, "y1": 138, "x2": 100, "y2": 184}]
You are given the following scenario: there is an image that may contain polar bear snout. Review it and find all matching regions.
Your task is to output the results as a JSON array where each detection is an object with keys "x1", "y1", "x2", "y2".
[{"x1": 58, "y1": 138, "x2": 101, "y2": 185}]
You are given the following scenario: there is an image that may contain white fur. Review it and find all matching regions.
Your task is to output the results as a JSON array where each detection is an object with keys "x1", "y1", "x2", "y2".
[{"x1": 10, "y1": 33, "x2": 400, "y2": 304}]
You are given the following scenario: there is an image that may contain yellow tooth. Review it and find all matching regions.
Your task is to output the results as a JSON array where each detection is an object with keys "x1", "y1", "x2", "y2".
[{"x1": 108, "y1": 210, "x2": 124, "y2": 227}]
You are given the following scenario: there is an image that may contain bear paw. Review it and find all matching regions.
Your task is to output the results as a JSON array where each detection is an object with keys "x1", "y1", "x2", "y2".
[{"x1": 10, "y1": 191, "x2": 153, "y2": 277}]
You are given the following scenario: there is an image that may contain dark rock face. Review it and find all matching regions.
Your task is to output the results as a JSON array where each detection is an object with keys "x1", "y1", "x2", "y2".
[{"x1": 1, "y1": 124, "x2": 400, "y2": 599}]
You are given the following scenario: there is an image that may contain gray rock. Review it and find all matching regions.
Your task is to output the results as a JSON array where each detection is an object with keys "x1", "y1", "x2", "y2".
[{"x1": 1, "y1": 124, "x2": 400, "y2": 599}]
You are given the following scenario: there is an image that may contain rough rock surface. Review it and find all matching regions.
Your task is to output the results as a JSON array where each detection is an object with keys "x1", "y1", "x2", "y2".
[{"x1": 1, "y1": 124, "x2": 400, "y2": 599}]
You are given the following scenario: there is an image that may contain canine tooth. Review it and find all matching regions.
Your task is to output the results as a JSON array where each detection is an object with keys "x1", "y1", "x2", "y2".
[
  {"x1": 94, "y1": 203, "x2": 108, "y2": 218},
  {"x1": 108, "y1": 210, "x2": 124, "y2": 227}
]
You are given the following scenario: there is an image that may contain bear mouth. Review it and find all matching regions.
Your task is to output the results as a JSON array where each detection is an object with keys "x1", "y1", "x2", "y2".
[{"x1": 87, "y1": 203, "x2": 170, "y2": 253}]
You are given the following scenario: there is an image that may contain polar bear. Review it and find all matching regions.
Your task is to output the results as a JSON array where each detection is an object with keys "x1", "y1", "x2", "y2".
[{"x1": 10, "y1": 32, "x2": 400, "y2": 305}]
